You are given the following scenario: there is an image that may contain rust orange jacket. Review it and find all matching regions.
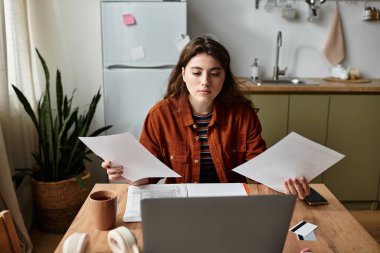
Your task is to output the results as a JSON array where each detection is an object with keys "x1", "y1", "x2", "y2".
[{"x1": 140, "y1": 97, "x2": 266, "y2": 184}]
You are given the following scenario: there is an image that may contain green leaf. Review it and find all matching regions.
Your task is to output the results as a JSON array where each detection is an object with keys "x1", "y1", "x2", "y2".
[
  {"x1": 57, "y1": 109, "x2": 78, "y2": 173},
  {"x1": 36, "y1": 49, "x2": 49, "y2": 81},
  {"x1": 53, "y1": 116, "x2": 60, "y2": 176},
  {"x1": 40, "y1": 91, "x2": 55, "y2": 178},
  {"x1": 89, "y1": 125, "x2": 112, "y2": 137},
  {"x1": 12, "y1": 168, "x2": 34, "y2": 188},
  {"x1": 65, "y1": 90, "x2": 102, "y2": 175},
  {"x1": 56, "y1": 70, "x2": 63, "y2": 126},
  {"x1": 74, "y1": 174, "x2": 87, "y2": 191},
  {"x1": 11, "y1": 85, "x2": 39, "y2": 133}
]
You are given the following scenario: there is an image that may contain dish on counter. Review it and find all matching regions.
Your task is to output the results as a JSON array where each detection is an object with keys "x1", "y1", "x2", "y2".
[{"x1": 323, "y1": 77, "x2": 371, "y2": 83}]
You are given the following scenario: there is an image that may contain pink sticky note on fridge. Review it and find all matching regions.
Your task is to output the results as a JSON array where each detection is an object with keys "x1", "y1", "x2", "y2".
[{"x1": 123, "y1": 14, "x2": 136, "y2": 26}]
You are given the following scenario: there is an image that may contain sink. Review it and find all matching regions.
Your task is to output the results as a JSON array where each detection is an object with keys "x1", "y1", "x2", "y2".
[{"x1": 252, "y1": 78, "x2": 318, "y2": 86}]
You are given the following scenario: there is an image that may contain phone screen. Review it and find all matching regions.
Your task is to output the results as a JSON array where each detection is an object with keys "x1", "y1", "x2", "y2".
[{"x1": 304, "y1": 188, "x2": 328, "y2": 205}]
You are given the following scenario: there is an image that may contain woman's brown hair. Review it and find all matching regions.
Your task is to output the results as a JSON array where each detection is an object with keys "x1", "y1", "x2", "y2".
[{"x1": 164, "y1": 36, "x2": 253, "y2": 107}]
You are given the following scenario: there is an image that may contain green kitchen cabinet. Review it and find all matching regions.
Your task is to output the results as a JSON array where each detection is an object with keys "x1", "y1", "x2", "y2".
[
  {"x1": 323, "y1": 95, "x2": 380, "y2": 202},
  {"x1": 248, "y1": 94, "x2": 289, "y2": 147},
  {"x1": 288, "y1": 95, "x2": 329, "y2": 145},
  {"x1": 247, "y1": 93, "x2": 380, "y2": 204},
  {"x1": 288, "y1": 95, "x2": 330, "y2": 183}
]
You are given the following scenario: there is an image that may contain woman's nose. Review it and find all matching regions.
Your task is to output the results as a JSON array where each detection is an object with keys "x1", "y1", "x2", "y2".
[{"x1": 201, "y1": 74, "x2": 210, "y2": 86}]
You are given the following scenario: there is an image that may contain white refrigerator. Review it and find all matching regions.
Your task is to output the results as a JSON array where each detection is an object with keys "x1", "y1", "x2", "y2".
[{"x1": 101, "y1": 0, "x2": 187, "y2": 138}]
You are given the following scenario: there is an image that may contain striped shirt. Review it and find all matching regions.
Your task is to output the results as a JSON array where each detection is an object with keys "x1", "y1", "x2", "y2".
[{"x1": 192, "y1": 112, "x2": 220, "y2": 183}]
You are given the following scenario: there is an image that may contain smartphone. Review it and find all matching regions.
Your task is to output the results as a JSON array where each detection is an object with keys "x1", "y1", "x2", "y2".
[{"x1": 304, "y1": 188, "x2": 328, "y2": 206}]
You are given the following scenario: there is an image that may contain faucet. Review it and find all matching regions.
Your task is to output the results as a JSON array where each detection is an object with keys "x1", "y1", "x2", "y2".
[{"x1": 273, "y1": 31, "x2": 287, "y2": 80}]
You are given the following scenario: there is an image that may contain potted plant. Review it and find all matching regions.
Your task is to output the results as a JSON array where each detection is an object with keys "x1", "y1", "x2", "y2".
[{"x1": 12, "y1": 49, "x2": 112, "y2": 233}]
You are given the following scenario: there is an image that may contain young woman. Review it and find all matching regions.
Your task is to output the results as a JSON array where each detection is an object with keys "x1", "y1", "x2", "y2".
[{"x1": 102, "y1": 36, "x2": 310, "y2": 199}]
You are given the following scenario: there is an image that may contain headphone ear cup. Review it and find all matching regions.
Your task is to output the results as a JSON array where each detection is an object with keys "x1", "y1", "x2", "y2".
[
  {"x1": 63, "y1": 233, "x2": 89, "y2": 253},
  {"x1": 108, "y1": 226, "x2": 139, "y2": 253}
]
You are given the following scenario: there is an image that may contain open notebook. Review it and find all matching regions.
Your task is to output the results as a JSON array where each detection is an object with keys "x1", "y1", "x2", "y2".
[{"x1": 123, "y1": 183, "x2": 249, "y2": 222}]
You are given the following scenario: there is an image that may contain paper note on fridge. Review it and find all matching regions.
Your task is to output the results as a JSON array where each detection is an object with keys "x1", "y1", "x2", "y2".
[
  {"x1": 131, "y1": 46, "x2": 145, "y2": 61},
  {"x1": 233, "y1": 132, "x2": 345, "y2": 193},
  {"x1": 175, "y1": 34, "x2": 190, "y2": 51},
  {"x1": 79, "y1": 132, "x2": 181, "y2": 182},
  {"x1": 122, "y1": 13, "x2": 136, "y2": 26}
]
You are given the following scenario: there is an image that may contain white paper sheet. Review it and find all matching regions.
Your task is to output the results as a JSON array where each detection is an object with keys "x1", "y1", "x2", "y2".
[
  {"x1": 186, "y1": 183, "x2": 248, "y2": 197},
  {"x1": 124, "y1": 184, "x2": 187, "y2": 222},
  {"x1": 79, "y1": 132, "x2": 181, "y2": 182},
  {"x1": 233, "y1": 132, "x2": 345, "y2": 193},
  {"x1": 123, "y1": 183, "x2": 247, "y2": 222}
]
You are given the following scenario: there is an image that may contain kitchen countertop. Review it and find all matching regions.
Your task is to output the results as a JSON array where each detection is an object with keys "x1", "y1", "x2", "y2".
[{"x1": 238, "y1": 78, "x2": 380, "y2": 94}]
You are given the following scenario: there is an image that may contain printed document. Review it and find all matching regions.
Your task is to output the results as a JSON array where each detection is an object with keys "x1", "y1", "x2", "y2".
[
  {"x1": 79, "y1": 132, "x2": 181, "y2": 182},
  {"x1": 123, "y1": 183, "x2": 248, "y2": 222},
  {"x1": 233, "y1": 132, "x2": 345, "y2": 193}
]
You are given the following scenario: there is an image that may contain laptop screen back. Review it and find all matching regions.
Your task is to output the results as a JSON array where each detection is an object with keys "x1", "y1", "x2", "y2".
[{"x1": 141, "y1": 195, "x2": 296, "y2": 253}]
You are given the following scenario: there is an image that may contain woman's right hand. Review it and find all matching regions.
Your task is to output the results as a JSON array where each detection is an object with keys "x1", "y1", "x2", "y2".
[
  {"x1": 102, "y1": 160, "x2": 127, "y2": 182},
  {"x1": 101, "y1": 160, "x2": 149, "y2": 185}
]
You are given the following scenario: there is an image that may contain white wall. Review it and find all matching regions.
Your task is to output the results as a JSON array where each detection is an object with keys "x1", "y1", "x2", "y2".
[
  {"x1": 188, "y1": 0, "x2": 380, "y2": 78},
  {"x1": 28, "y1": 0, "x2": 380, "y2": 183}
]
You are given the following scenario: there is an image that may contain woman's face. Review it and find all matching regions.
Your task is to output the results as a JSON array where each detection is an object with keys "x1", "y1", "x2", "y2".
[{"x1": 182, "y1": 53, "x2": 225, "y2": 112}]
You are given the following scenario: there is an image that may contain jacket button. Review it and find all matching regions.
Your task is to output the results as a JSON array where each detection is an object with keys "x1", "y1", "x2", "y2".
[
  {"x1": 195, "y1": 136, "x2": 199, "y2": 141},
  {"x1": 170, "y1": 155, "x2": 174, "y2": 160},
  {"x1": 192, "y1": 124, "x2": 197, "y2": 129},
  {"x1": 194, "y1": 159, "x2": 199, "y2": 163}
]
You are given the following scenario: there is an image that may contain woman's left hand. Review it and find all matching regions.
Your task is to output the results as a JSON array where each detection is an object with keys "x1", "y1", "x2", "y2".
[{"x1": 283, "y1": 177, "x2": 310, "y2": 200}]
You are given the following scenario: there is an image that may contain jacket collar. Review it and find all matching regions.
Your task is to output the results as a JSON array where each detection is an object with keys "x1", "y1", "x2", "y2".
[{"x1": 179, "y1": 97, "x2": 226, "y2": 127}]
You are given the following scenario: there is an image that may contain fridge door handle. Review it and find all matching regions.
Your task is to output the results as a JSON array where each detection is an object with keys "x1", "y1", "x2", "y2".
[{"x1": 107, "y1": 64, "x2": 175, "y2": 69}]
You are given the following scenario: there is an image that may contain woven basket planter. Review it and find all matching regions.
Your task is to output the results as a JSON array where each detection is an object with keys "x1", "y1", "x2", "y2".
[{"x1": 32, "y1": 171, "x2": 90, "y2": 233}]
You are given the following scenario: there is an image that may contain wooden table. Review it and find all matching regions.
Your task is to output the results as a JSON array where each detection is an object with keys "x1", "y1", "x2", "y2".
[{"x1": 54, "y1": 184, "x2": 380, "y2": 252}]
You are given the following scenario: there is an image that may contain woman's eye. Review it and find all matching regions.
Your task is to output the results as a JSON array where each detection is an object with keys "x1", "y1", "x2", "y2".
[
  {"x1": 211, "y1": 72, "x2": 220, "y2": 76},
  {"x1": 192, "y1": 72, "x2": 201, "y2": 76}
]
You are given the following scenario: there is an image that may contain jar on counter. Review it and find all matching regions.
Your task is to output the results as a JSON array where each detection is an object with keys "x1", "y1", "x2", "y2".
[
  {"x1": 371, "y1": 7, "x2": 378, "y2": 20},
  {"x1": 250, "y1": 58, "x2": 260, "y2": 81},
  {"x1": 364, "y1": 6, "x2": 372, "y2": 20}
]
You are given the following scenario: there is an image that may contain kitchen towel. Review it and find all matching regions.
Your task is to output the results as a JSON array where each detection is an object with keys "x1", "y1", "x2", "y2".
[{"x1": 323, "y1": 7, "x2": 345, "y2": 65}]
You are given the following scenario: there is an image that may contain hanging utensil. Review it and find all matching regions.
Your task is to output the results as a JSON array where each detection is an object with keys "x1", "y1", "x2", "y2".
[{"x1": 305, "y1": 0, "x2": 326, "y2": 22}]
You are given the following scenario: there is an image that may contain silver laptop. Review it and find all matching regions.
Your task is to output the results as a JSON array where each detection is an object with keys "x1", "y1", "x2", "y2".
[{"x1": 141, "y1": 195, "x2": 296, "y2": 253}]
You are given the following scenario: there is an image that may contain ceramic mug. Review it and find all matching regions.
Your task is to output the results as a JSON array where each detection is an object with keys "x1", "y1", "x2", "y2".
[
  {"x1": 282, "y1": 8, "x2": 297, "y2": 20},
  {"x1": 89, "y1": 190, "x2": 117, "y2": 231},
  {"x1": 264, "y1": 0, "x2": 277, "y2": 12}
]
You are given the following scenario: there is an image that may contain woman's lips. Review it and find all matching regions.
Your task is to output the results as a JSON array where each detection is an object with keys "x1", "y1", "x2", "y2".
[{"x1": 198, "y1": 90, "x2": 211, "y2": 94}]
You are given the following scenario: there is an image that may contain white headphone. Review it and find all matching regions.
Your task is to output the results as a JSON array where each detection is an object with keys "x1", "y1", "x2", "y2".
[
  {"x1": 63, "y1": 233, "x2": 89, "y2": 253},
  {"x1": 63, "y1": 227, "x2": 139, "y2": 253},
  {"x1": 108, "y1": 226, "x2": 140, "y2": 253}
]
